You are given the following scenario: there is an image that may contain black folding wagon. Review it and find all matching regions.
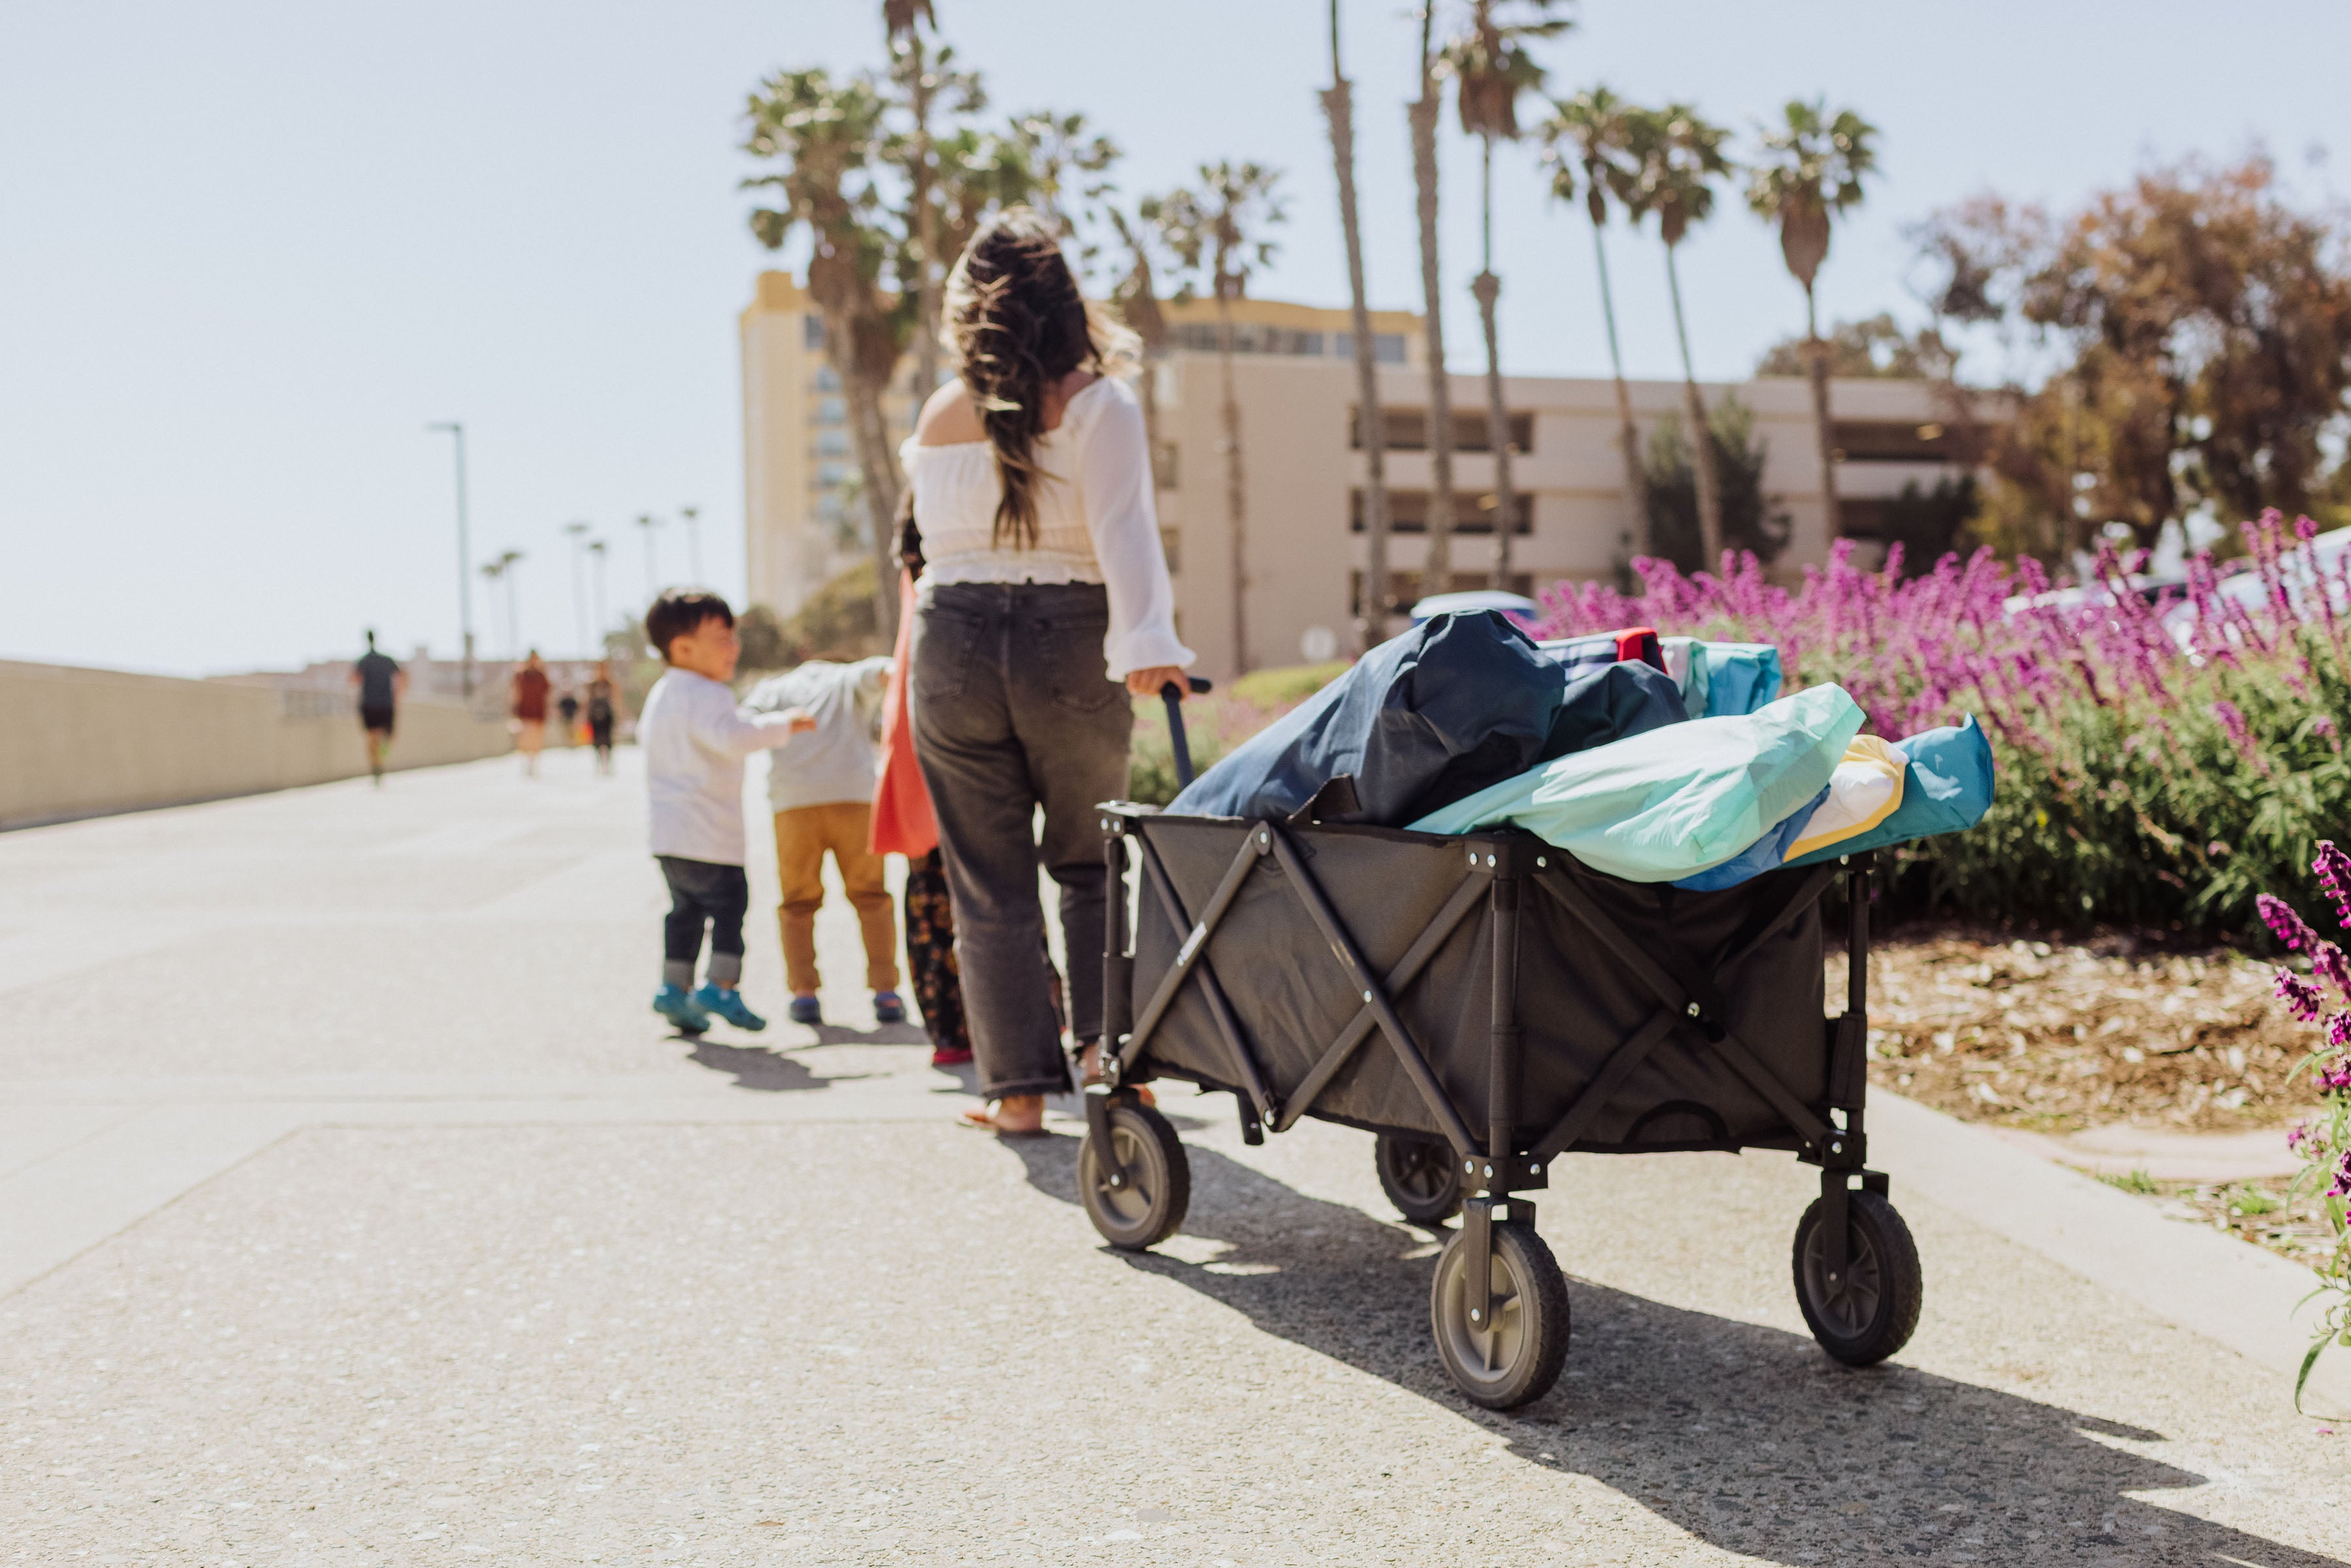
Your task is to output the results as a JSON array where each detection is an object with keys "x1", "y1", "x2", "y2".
[{"x1": 1080, "y1": 778, "x2": 1924, "y2": 1409}]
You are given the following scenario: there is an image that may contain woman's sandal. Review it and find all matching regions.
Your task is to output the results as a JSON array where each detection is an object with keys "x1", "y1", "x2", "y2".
[{"x1": 960, "y1": 1099, "x2": 1049, "y2": 1138}]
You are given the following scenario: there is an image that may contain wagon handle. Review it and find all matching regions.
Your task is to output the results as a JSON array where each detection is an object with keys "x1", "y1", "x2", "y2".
[{"x1": 1159, "y1": 676, "x2": 1213, "y2": 790}]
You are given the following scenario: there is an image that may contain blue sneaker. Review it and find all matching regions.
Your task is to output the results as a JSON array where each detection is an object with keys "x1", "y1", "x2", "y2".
[
  {"x1": 788, "y1": 994, "x2": 822, "y2": 1026},
  {"x1": 874, "y1": 991, "x2": 906, "y2": 1024},
  {"x1": 652, "y1": 983, "x2": 711, "y2": 1034},
  {"x1": 692, "y1": 984, "x2": 767, "y2": 1032}
]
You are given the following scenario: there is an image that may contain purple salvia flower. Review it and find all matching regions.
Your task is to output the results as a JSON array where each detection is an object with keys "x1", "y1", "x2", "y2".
[
  {"x1": 2320, "y1": 1055, "x2": 2351, "y2": 1093},
  {"x1": 2299, "y1": 514, "x2": 2320, "y2": 543},
  {"x1": 2260, "y1": 894, "x2": 2319, "y2": 952},
  {"x1": 2210, "y1": 699, "x2": 2255, "y2": 758},
  {"x1": 2320, "y1": 942, "x2": 2351, "y2": 999},
  {"x1": 2277, "y1": 970, "x2": 2326, "y2": 1021},
  {"x1": 2329, "y1": 1012, "x2": 2351, "y2": 1049},
  {"x1": 2316, "y1": 842, "x2": 2351, "y2": 927},
  {"x1": 2288, "y1": 1121, "x2": 2310, "y2": 1152}
]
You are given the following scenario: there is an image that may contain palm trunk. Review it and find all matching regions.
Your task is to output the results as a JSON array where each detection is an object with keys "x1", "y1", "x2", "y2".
[
  {"x1": 1408, "y1": 25, "x2": 1454, "y2": 601},
  {"x1": 1217, "y1": 293, "x2": 1249, "y2": 673},
  {"x1": 1804, "y1": 285, "x2": 1839, "y2": 544},
  {"x1": 1663, "y1": 242, "x2": 1724, "y2": 567},
  {"x1": 1473, "y1": 137, "x2": 1514, "y2": 592},
  {"x1": 829, "y1": 315, "x2": 903, "y2": 643},
  {"x1": 908, "y1": 33, "x2": 941, "y2": 405},
  {"x1": 1322, "y1": 22, "x2": 1389, "y2": 650},
  {"x1": 1590, "y1": 214, "x2": 1647, "y2": 560}
]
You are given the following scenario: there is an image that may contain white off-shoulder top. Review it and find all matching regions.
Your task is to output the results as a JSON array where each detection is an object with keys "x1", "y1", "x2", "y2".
[{"x1": 902, "y1": 376, "x2": 1194, "y2": 680}]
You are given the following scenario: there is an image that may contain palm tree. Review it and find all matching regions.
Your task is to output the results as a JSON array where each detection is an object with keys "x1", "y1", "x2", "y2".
[
  {"x1": 1321, "y1": 0, "x2": 1391, "y2": 647},
  {"x1": 744, "y1": 67, "x2": 904, "y2": 641},
  {"x1": 1623, "y1": 103, "x2": 1733, "y2": 566},
  {"x1": 1003, "y1": 109, "x2": 1120, "y2": 254},
  {"x1": 1443, "y1": 0, "x2": 1569, "y2": 592},
  {"x1": 1537, "y1": 86, "x2": 1647, "y2": 559},
  {"x1": 883, "y1": 2, "x2": 944, "y2": 403},
  {"x1": 1747, "y1": 99, "x2": 1878, "y2": 545},
  {"x1": 1405, "y1": 4, "x2": 1457, "y2": 600},
  {"x1": 1154, "y1": 163, "x2": 1287, "y2": 675},
  {"x1": 1106, "y1": 202, "x2": 1170, "y2": 492}
]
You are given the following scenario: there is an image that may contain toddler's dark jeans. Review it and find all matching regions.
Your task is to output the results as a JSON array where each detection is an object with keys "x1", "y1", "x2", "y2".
[
  {"x1": 658, "y1": 855, "x2": 748, "y2": 989},
  {"x1": 910, "y1": 582, "x2": 1131, "y2": 1099}
]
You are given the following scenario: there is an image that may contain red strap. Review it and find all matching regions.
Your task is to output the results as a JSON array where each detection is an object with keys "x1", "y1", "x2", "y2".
[{"x1": 1614, "y1": 626, "x2": 1664, "y2": 671}]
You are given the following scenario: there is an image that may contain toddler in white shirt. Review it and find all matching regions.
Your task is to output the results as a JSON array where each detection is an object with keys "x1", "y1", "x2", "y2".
[{"x1": 636, "y1": 590, "x2": 813, "y2": 1035}]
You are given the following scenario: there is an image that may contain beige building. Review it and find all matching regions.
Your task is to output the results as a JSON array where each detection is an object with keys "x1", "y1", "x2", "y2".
[{"x1": 740, "y1": 272, "x2": 1990, "y2": 679}]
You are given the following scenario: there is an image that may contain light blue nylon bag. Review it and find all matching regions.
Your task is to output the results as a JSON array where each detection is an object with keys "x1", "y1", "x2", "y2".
[{"x1": 1405, "y1": 684, "x2": 1865, "y2": 883}]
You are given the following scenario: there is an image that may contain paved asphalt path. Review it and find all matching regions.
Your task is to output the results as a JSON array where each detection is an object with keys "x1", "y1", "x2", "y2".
[{"x1": 2, "y1": 750, "x2": 2346, "y2": 1565}]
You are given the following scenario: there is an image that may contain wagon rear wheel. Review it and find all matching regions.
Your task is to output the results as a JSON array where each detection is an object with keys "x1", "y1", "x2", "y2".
[
  {"x1": 1078, "y1": 1098, "x2": 1190, "y2": 1251},
  {"x1": 1793, "y1": 1190, "x2": 1922, "y2": 1366},
  {"x1": 1375, "y1": 1132, "x2": 1464, "y2": 1225},
  {"x1": 1429, "y1": 1221, "x2": 1569, "y2": 1409}
]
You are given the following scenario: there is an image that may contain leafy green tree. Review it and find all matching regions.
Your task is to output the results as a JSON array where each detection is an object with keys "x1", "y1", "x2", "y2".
[
  {"x1": 884, "y1": 1, "x2": 952, "y2": 403},
  {"x1": 743, "y1": 68, "x2": 904, "y2": 641},
  {"x1": 1640, "y1": 397, "x2": 1790, "y2": 571},
  {"x1": 1538, "y1": 86, "x2": 1646, "y2": 560},
  {"x1": 1004, "y1": 109, "x2": 1119, "y2": 259},
  {"x1": 1756, "y1": 312, "x2": 1951, "y2": 379},
  {"x1": 1153, "y1": 162, "x2": 1287, "y2": 673},
  {"x1": 1746, "y1": 99, "x2": 1879, "y2": 541},
  {"x1": 1623, "y1": 103, "x2": 1734, "y2": 566},
  {"x1": 1322, "y1": 0, "x2": 1392, "y2": 645},
  {"x1": 1916, "y1": 157, "x2": 2351, "y2": 552},
  {"x1": 1443, "y1": 0, "x2": 1569, "y2": 592}
]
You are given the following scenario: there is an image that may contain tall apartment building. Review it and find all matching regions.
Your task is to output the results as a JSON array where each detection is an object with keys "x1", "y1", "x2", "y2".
[{"x1": 741, "y1": 270, "x2": 1994, "y2": 679}]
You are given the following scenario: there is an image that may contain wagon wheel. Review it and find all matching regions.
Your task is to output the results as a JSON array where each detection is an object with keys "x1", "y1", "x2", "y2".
[
  {"x1": 1792, "y1": 1190, "x2": 1923, "y2": 1366},
  {"x1": 1375, "y1": 1132, "x2": 1463, "y2": 1225},
  {"x1": 1078, "y1": 1098, "x2": 1191, "y2": 1252},
  {"x1": 1428, "y1": 1221, "x2": 1570, "y2": 1410}
]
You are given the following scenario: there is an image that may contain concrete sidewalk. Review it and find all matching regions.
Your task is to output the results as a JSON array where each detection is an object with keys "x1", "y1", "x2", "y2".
[{"x1": 3, "y1": 751, "x2": 2346, "y2": 1565}]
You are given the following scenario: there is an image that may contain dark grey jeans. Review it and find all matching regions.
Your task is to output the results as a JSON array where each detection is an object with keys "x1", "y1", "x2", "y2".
[{"x1": 910, "y1": 582, "x2": 1132, "y2": 1099}]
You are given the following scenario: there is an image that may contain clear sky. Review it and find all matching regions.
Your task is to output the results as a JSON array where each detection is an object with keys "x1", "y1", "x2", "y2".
[{"x1": 5, "y1": 0, "x2": 2346, "y2": 677}]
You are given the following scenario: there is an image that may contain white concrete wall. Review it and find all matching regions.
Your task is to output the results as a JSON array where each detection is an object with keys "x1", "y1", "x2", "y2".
[{"x1": 0, "y1": 660, "x2": 513, "y2": 829}]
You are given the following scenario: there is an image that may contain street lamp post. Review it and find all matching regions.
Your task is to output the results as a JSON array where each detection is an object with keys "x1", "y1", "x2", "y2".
[
  {"x1": 564, "y1": 522, "x2": 591, "y2": 655},
  {"x1": 679, "y1": 505, "x2": 701, "y2": 584},
  {"x1": 427, "y1": 421, "x2": 475, "y2": 696},
  {"x1": 499, "y1": 549, "x2": 525, "y2": 655},
  {"x1": 635, "y1": 513, "x2": 661, "y2": 605},
  {"x1": 479, "y1": 558, "x2": 505, "y2": 661},
  {"x1": 588, "y1": 539, "x2": 609, "y2": 650}
]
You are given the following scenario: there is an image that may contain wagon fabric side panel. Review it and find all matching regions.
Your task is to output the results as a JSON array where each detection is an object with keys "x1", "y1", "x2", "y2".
[{"x1": 1126, "y1": 817, "x2": 1828, "y2": 1153}]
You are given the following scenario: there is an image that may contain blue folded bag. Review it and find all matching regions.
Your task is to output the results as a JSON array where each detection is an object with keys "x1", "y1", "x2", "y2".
[{"x1": 1782, "y1": 716, "x2": 1996, "y2": 867}]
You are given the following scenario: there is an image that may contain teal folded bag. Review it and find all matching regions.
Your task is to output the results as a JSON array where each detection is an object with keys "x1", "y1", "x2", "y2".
[
  {"x1": 1664, "y1": 638, "x2": 1785, "y2": 718},
  {"x1": 1406, "y1": 684, "x2": 1865, "y2": 882},
  {"x1": 1782, "y1": 716, "x2": 1995, "y2": 867}
]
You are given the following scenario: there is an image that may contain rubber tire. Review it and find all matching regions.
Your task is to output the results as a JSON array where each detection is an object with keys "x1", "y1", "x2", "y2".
[
  {"x1": 1078, "y1": 1098, "x2": 1191, "y2": 1252},
  {"x1": 1375, "y1": 1132, "x2": 1464, "y2": 1225},
  {"x1": 1792, "y1": 1189, "x2": 1923, "y2": 1366},
  {"x1": 1428, "y1": 1221, "x2": 1571, "y2": 1410}
]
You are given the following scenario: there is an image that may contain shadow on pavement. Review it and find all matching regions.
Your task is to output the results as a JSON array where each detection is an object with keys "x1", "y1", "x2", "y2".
[
  {"x1": 1005, "y1": 1132, "x2": 2339, "y2": 1567},
  {"x1": 683, "y1": 1038, "x2": 831, "y2": 1093},
  {"x1": 801, "y1": 1021, "x2": 932, "y2": 1048}
]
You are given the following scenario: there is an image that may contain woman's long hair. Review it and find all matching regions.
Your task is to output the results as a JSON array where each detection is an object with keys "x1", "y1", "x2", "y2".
[{"x1": 943, "y1": 206, "x2": 1138, "y2": 548}]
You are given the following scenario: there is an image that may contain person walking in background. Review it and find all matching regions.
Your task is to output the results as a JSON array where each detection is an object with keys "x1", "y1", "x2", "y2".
[
  {"x1": 743, "y1": 654, "x2": 905, "y2": 1028},
  {"x1": 557, "y1": 687, "x2": 581, "y2": 746},
  {"x1": 874, "y1": 497, "x2": 971, "y2": 1068},
  {"x1": 637, "y1": 590, "x2": 814, "y2": 1036},
  {"x1": 586, "y1": 662, "x2": 620, "y2": 775},
  {"x1": 906, "y1": 208, "x2": 1194, "y2": 1136},
  {"x1": 350, "y1": 630, "x2": 406, "y2": 786},
  {"x1": 511, "y1": 650, "x2": 552, "y2": 776}
]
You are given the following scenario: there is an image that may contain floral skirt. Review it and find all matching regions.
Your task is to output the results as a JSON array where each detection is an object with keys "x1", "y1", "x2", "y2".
[{"x1": 904, "y1": 846, "x2": 1064, "y2": 1056}]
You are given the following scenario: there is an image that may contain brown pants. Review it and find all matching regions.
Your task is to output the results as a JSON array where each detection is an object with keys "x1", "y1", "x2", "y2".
[{"x1": 774, "y1": 803, "x2": 899, "y2": 995}]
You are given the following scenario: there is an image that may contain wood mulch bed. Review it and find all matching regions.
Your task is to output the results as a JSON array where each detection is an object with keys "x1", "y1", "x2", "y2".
[{"x1": 1848, "y1": 924, "x2": 2314, "y2": 1134}]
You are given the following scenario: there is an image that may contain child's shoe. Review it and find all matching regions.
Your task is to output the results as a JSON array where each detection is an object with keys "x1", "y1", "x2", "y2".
[
  {"x1": 788, "y1": 994, "x2": 822, "y2": 1026},
  {"x1": 874, "y1": 991, "x2": 906, "y2": 1025},
  {"x1": 691, "y1": 984, "x2": 767, "y2": 1032},
  {"x1": 930, "y1": 1044, "x2": 973, "y2": 1068},
  {"x1": 652, "y1": 983, "x2": 711, "y2": 1034}
]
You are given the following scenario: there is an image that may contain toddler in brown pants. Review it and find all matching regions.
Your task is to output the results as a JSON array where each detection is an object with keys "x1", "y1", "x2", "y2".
[{"x1": 743, "y1": 656, "x2": 903, "y2": 1026}]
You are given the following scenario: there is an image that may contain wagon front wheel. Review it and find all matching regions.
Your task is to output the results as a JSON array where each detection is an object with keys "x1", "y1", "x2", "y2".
[
  {"x1": 1429, "y1": 1221, "x2": 1569, "y2": 1409},
  {"x1": 1792, "y1": 1189, "x2": 1922, "y2": 1366},
  {"x1": 1375, "y1": 1132, "x2": 1464, "y2": 1225},
  {"x1": 1078, "y1": 1098, "x2": 1191, "y2": 1251}
]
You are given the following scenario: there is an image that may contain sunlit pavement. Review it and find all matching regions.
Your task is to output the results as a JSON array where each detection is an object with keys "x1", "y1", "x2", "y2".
[{"x1": 2, "y1": 750, "x2": 2345, "y2": 1565}]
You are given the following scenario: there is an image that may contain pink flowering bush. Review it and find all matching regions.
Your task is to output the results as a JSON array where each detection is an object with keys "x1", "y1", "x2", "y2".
[
  {"x1": 2259, "y1": 846, "x2": 2351, "y2": 1406},
  {"x1": 1540, "y1": 511, "x2": 2351, "y2": 938}
]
